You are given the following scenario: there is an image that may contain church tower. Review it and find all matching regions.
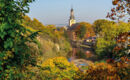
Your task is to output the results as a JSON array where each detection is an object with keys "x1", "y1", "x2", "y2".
[{"x1": 69, "y1": 8, "x2": 76, "y2": 27}]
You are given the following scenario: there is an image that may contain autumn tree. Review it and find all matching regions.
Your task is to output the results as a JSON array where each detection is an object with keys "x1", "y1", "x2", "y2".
[
  {"x1": 96, "y1": 21, "x2": 130, "y2": 58},
  {"x1": 32, "y1": 18, "x2": 45, "y2": 30},
  {"x1": 92, "y1": 19, "x2": 115, "y2": 35},
  {"x1": 74, "y1": 22, "x2": 95, "y2": 39},
  {"x1": 107, "y1": 0, "x2": 130, "y2": 22},
  {"x1": 78, "y1": 25, "x2": 87, "y2": 39},
  {"x1": 23, "y1": 15, "x2": 32, "y2": 27},
  {"x1": 0, "y1": 0, "x2": 38, "y2": 79},
  {"x1": 113, "y1": 32, "x2": 130, "y2": 59},
  {"x1": 23, "y1": 16, "x2": 45, "y2": 31}
]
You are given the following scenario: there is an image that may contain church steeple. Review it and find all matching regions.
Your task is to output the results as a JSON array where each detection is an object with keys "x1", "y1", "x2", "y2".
[
  {"x1": 70, "y1": 8, "x2": 75, "y2": 19},
  {"x1": 69, "y1": 7, "x2": 76, "y2": 27}
]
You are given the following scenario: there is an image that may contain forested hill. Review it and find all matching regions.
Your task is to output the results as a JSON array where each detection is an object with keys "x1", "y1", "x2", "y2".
[{"x1": 22, "y1": 15, "x2": 72, "y2": 61}]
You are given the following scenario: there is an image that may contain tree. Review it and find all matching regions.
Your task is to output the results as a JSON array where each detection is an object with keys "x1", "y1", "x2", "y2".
[
  {"x1": 23, "y1": 15, "x2": 32, "y2": 27},
  {"x1": 0, "y1": 0, "x2": 38, "y2": 79},
  {"x1": 95, "y1": 21, "x2": 130, "y2": 58},
  {"x1": 32, "y1": 18, "x2": 45, "y2": 30},
  {"x1": 23, "y1": 16, "x2": 45, "y2": 31},
  {"x1": 92, "y1": 19, "x2": 115, "y2": 35},
  {"x1": 74, "y1": 22, "x2": 95, "y2": 39},
  {"x1": 78, "y1": 25, "x2": 87, "y2": 39},
  {"x1": 107, "y1": 0, "x2": 130, "y2": 22},
  {"x1": 39, "y1": 57, "x2": 78, "y2": 80},
  {"x1": 113, "y1": 32, "x2": 130, "y2": 59},
  {"x1": 96, "y1": 22, "x2": 117, "y2": 58}
]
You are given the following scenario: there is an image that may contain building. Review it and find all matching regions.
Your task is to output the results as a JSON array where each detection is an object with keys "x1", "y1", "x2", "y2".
[
  {"x1": 69, "y1": 8, "x2": 76, "y2": 27},
  {"x1": 67, "y1": 8, "x2": 77, "y2": 41}
]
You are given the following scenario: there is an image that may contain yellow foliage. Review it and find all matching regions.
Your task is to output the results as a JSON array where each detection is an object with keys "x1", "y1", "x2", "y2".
[
  {"x1": 41, "y1": 57, "x2": 78, "y2": 71},
  {"x1": 40, "y1": 57, "x2": 79, "y2": 80},
  {"x1": 3, "y1": 51, "x2": 14, "y2": 60}
]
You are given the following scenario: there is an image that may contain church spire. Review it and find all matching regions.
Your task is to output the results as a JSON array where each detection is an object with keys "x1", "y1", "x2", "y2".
[
  {"x1": 70, "y1": 7, "x2": 75, "y2": 19},
  {"x1": 69, "y1": 7, "x2": 76, "y2": 27}
]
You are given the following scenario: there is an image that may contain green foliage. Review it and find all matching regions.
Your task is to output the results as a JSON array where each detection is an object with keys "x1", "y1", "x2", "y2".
[
  {"x1": 0, "y1": 0, "x2": 38, "y2": 79},
  {"x1": 78, "y1": 26, "x2": 87, "y2": 39},
  {"x1": 76, "y1": 49, "x2": 86, "y2": 59},
  {"x1": 95, "y1": 21, "x2": 130, "y2": 59},
  {"x1": 92, "y1": 19, "x2": 115, "y2": 34}
]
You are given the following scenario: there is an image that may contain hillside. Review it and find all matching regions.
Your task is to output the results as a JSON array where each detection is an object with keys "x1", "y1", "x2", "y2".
[{"x1": 23, "y1": 16, "x2": 72, "y2": 61}]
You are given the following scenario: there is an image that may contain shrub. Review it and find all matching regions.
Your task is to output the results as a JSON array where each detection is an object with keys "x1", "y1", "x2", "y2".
[
  {"x1": 37, "y1": 57, "x2": 79, "y2": 80},
  {"x1": 84, "y1": 63, "x2": 120, "y2": 80},
  {"x1": 74, "y1": 61, "x2": 130, "y2": 80}
]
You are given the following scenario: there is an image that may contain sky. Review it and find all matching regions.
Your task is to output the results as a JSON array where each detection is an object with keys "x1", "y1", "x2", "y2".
[{"x1": 27, "y1": 0, "x2": 113, "y2": 26}]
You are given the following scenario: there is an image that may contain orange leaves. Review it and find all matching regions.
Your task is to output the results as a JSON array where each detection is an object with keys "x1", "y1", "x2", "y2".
[
  {"x1": 82, "y1": 62, "x2": 120, "y2": 80},
  {"x1": 116, "y1": 62, "x2": 122, "y2": 67},
  {"x1": 106, "y1": 59, "x2": 115, "y2": 63},
  {"x1": 77, "y1": 61, "x2": 129, "y2": 80},
  {"x1": 116, "y1": 32, "x2": 128, "y2": 43},
  {"x1": 107, "y1": 75, "x2": 120, "y2": 80},
  {"x1": 120, "y1": 56, "x2": 130, "y2": 63},
  {"x1": 108, "y1": 0, "x2": 130, "y2": 21},
  {"x1": 113, "y1": 46, "x2": 122, "y2": 53},
  {"x1": 112, "y1": 0, "x2": 119, "y2": 5},
  {"x1": 112, "y1": 32, "x2": 130, "y2": 58},
  {"x1": 72, "y1": 22, "x2": 95, "y2": 39}
]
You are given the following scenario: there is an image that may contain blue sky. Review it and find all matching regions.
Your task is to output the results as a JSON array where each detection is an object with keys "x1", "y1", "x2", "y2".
[{"x1": 27, "y1": 0, "x2": 113, "y2": 26}]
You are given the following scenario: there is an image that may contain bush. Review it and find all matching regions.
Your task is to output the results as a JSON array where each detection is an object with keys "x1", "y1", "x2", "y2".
[
  {"x1": 74, "y1": 61, "x2": 130, "y2": 80},
  {"x1": 37, "y1": 57, "x2": 79, "y2": 80},
  {"x1": 84, "y1": 63, "x2": 120, "y2": 80}
]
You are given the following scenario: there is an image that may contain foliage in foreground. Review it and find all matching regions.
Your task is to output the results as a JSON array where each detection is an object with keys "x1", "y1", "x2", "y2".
[
  {"x1": 36, "y1": 57, "x2": 79, "y2": 80},
  {"x1": 113, "y1": 32, "x2": 130, "y2": 59},
  {"x1": 0, "y1": 0, "x2": 39, "y2": 79},
  {"x1": 28, "y1": 57, "x2": 130, "y2": 80},
  {"x1": 107, "y1": 0, "x2": 130, "y2": 22},
  {"x1": 75, "y1": 60, "x2": 130, "y2": 80}
]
